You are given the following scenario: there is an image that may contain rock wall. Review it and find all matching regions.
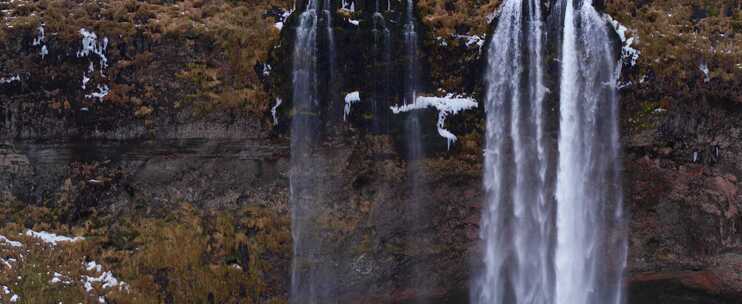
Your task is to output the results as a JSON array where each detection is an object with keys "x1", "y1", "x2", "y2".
[{"x1": 0, "y1": 0, "x2": 740, "y2": 303}]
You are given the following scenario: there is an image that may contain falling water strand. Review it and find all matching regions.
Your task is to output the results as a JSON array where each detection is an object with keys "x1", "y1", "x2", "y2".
[
  {"x1": 370, "y1": 1, "x2": 391, "y2": 133},
  {"x1": 555, "y1": 0, "x2": 626, "y2": 303},
  {"x1": 477, "y1": 0, "x2": 552, "y2": 303},
  {"x1": 402, "y1": 0, "x2": 432, "y2": 301},
  {"x1": 290, "y1": 0, "x2": 337, "y2": 303},
  {"x1": 323, "y1": 0, "x2": 338, "y2": 123}
]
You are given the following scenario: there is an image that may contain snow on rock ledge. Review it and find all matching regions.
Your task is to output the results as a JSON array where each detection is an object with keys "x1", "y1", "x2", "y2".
[{"x1": 390, "y1": 94, "x2": 478, "y2": 150}]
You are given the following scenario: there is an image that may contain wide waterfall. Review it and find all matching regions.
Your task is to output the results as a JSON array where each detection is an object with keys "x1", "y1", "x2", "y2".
[
  {"x1": 476, "y1": 0, "x2": 552, "y2": 303},
  {"x1": 290, "y1": 0, "x2": 337, "y2": 303},
  {"x1": 554, "y1": 0, "x2": 626, "y2": 303},
  {"x1": 476, "y1": 0, "x2": 625, "y2": 303}
]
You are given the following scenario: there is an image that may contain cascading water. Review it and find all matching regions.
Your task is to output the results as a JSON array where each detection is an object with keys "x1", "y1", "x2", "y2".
[
  {"x1": 476, "y1": 0, "x2": 552, "y2": 303},
  {"x1": 370, "y1": 1, "x2": 392, "y2": 132},
  {"x1": 554, "y1": 0, "x2": 626, "y2": 303},
  {"x1": 290, "y1": 0, "x2": 337, "y2": 303},
  {"x1": 401, "y1": 0, "x2": 433, "y2": 300},
  {"x1": 323, "y1": 3, "x2": 339, "y2": 124},
  {"x1": 476, "y1": 0, "x2": 625, "y2": 303}
]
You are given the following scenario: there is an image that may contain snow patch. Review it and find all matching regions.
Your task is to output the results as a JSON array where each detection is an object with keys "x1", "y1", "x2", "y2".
[
  {"x1": 454, "y1": 34, "x2": 485, "y2": 50},
  {"x1": 77, "y1": 28, "x2": 109, "y2": 69},
  {"x1": 344, "y1": 91, "x2": 361, "y2": 121},
  {"x1": 82, "y1": 74, "x2": 90, "y2": 89},
  {"x1": 25, "y1": 230, "x2": 84, "y2": 245},
  {"x1": 0, "y1": 235, "x2": 22, "y2": 247},
  {"x1": 390, "y1": 94, "x2": 478, "y2": 150},
  {"x1": 699, "y1": 63, "x2": 710, "y2": 83},
  {"x1": 32, "y1": 24, "x2": 48, "y2": 59},
  {"x1": 1, "y1": 257, "x2": 16, "y2": 269},
  {"x1": 436, "y1": 37, "x2": 448, "y2": 47},
  {"x1": 0, "y1": 74, "x2": 20, "y2": 84},
  {"x1": 85, "y1": 260, "x2": 103, "y2": 273},
  {"x1": 81, "y1": 260, "x2": 129, "y2": 295},
  {"x1": 2, "y1": 285, "x2": 19, "y2": 303},
  {"x1": 274, "y1": 8, "x2": 293, "y2": 31},
  {"x1": 82, "y1": 272, "x2": 128, "y2": 294},
  {"x1": 606, "y1": 14, "x2": 640, "y2": 67},
  {"x1": 85, "y1": 85, "x2": 110, "y2": 101},
  {"x1": 50, "y1": 272, "x2": 73, "y2": 285},
  {"x1": 341, "y1": 0, "x2": 356, "y2": 12}
]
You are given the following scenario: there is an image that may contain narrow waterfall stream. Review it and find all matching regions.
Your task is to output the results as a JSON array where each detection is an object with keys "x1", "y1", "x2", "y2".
[
  {"x1": 401, "y1": 0, "x2": 434, "y2": 300},
  {"x1": 476, "y1": 0, "x2": 626, "y2": 303},
  {"x1": 290, "y1": 0, "x2": 337, "y2": 302},
  {"x1": 371, "y1": 1, "x2": 392, "y2": 133}
]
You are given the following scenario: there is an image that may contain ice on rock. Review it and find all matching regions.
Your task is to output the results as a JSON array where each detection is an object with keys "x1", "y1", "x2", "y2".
[
  {"x1": 2, "y1": 285, "x2": 19, "y2": 303},
  {"x1": 85, "y1": 85, "x2": 110, "y2": 101},
  {"x1": 700, "y1": 63, "x2": 710, "y2": 83},
  {"x1": 341, "y1": 0, "x2": 355, "y2": 12},
  {"x1": 271, "y1": 97, "x2": 283, "y2": 125},
  {"x1": 82, "y1": 75, "x2": 90, "y2": 89},
  {"x1": 77, "y1": 28, "x2": 109, "y2": 70},
  {"x1": 454, "y1": 34, "x2": 485, "y2": 50},
  {"x1": 33, "y1": 24, "x2": 48, "y2": 59},
  {"x1": 390, "y1": 94, "x2": 477, "y2": 149},
  {"x1": 343, "y1": 91, "x2": 361, "y2": 121},
  {"x1": 85, "y1": 261, "x2": 103, "y2": 273},
  {"x1": 0, "y1": 74, "x2": 20, "y2": 84},
  {"x1": 606, "y1": 15, "x2": 640, "y2": 67},
  {"x1": 274, "y1": 9, "x2": 293, "y2": 31}
]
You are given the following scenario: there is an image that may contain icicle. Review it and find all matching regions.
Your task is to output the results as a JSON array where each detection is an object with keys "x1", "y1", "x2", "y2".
[
  {"x1": 271, "y1": 98, "x2": 283, "y2": 125},
  {"x1": 390, "y1": 94, "x2": 477, "y2": 150},
  {"x1": 343, "y1": 91, "x2": 360, "y2": 121}
]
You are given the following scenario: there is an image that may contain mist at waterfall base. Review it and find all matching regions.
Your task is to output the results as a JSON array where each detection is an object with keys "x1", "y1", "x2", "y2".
[{"x1": 474, "y1": 0, "x2": 626, "y2": 303}]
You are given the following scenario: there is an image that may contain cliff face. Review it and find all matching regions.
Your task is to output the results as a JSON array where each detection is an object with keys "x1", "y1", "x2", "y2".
[{"x1": 0, "y1": 0, "x2": 740, "y2": 303}]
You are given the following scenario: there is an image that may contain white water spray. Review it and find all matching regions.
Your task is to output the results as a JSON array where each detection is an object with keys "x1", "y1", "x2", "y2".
[{"x1": 477, "y1": 0, "x2": 626, "y2": 303}]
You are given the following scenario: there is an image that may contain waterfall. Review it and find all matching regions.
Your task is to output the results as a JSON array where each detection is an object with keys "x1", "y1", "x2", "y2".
[
  {"x1": 370, "y1": 1, "x2": 392, "y2": 133},
  {"x1": 554, "y1": 0, "x2": 625, "y2": 303},
  {"x1": 290, "y1": 0, "x2": 337, "y2": 303},
  {"x1": 402, "y1": 0, "x2": 433, "y2": 300},
  {"x1": 476, "y1": 0, "x2": 625, "y2": 303},
  {"x1": 476, "y1": 0, "x2": 552, "y2": 303}
]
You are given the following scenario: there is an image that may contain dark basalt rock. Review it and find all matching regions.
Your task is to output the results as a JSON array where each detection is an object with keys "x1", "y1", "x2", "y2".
[{"x1": 0, "y1": 0, "x2": 740, "y2": 302}]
